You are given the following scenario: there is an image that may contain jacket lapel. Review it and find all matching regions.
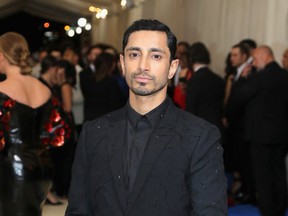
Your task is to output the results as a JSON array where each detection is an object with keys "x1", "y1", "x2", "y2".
[
  {"x1": 126, "y1": 100, "x2": 178, "y2": 213},
  {"x1": 107, "y1": 109, "x2": 128, "y2": 213}
]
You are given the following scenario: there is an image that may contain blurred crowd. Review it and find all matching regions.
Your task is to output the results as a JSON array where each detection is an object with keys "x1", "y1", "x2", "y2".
[{"x1": 2, "y1": 36, "x2": 288, "y2": 216}]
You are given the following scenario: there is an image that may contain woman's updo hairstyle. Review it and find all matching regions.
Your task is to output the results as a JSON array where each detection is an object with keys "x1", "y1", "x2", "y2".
[{"x1": 0, "y1": 32, "x2": 32, "y2": 74}]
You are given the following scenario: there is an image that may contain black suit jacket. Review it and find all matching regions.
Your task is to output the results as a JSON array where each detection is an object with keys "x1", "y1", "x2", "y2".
[
  {"x1": 185, "y1": 67, "x2": 225, "y2": 131},
  {"x1": 65, "y1": 98, "x2": 227, "y2": 216},
  {"x1": 227, "y1": 61, "x2": 288, "y2": 143}
]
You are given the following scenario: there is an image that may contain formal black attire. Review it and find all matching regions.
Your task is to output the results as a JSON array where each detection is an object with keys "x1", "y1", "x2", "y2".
[
  {"x1": 185, "y1": 66, "x2": 225, "y2": 131},
  {"x1": 66, "y1": 97, "x2": 227, "y2": 216},
  {"x1": 0, "y1": 92, "x2": 69, "y2": 216},
  {"x1": 80, "y1": 68, "x2": 123, "y2": 122},
  {"x1": 224, "y1": 68, "x2": 254, "y2": 202},
  {"x1": 227, "y1": 61, "x2": 288, "y2": 216}
]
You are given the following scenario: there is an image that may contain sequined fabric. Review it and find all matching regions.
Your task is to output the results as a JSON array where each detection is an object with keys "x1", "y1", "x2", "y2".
[{"x1": 0, "y1": 93, "x2": 70, "y2": 216}]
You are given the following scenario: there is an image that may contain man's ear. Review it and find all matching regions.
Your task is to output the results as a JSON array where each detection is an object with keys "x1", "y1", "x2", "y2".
[
  {"x1": 119, "y1": 54, "x2": 125, "y2": 76},
  {"x1": 168, "y1": 58, "x2": 179, "y2": 79},
  {"x1": 0, "y1": 52, "x2": 4, "y2": 61}
]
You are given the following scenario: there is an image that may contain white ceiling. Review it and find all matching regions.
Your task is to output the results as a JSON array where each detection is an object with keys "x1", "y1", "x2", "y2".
[{"x1": 0, "y1": 0, "x2": 120, "y2": 24}]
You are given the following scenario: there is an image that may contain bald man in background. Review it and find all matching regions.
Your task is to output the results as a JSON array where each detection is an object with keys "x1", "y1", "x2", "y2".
[{"x1": 227, "y1": 45, "x2": 288, "y2": 216}]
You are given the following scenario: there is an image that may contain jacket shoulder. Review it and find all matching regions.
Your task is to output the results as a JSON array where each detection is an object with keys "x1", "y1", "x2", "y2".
[
  {"x1": 173, "y1": 106, "x2": 218, "y2": 135},
  {"x1": 83, "y1": 107, "x2": 125, "y2": 131}
]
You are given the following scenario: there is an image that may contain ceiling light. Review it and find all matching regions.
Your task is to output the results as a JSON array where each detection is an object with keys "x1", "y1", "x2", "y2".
[
  {"x1": 76, "y1": 27, "x2": 82, "y2": 34},
  {"x1": 67, "y1": 29, "x2": 75, "y2": 37},
  {"x1": 85, "y1": 23, "x2": 92, "y2": 31},
  {"x1": 77, "y1": 18, "x2": 87, "y2": 27},
  {"x1": 121, "y1": 0, "x2": 127, "y2": 7}
]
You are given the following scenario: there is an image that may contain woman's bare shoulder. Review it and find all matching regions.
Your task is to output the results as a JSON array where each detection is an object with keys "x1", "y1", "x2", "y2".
[{"x1": 0, "y1": 76, "x2": 51, "y2": 108}]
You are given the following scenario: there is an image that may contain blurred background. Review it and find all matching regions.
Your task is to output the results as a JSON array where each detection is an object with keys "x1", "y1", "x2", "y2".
[{"x1": 1, "y1": 0, "x2": 288, "y2": 76}]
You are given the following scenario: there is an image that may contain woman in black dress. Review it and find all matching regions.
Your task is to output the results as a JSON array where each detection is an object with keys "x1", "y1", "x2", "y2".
[{"x1": 0, "y1": 32, "x2": 70, "y2": 216}]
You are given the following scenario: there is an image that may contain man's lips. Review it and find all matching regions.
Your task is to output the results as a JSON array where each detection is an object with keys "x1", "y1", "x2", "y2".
[{"x1": 135, "y1": 75, "x2": 153, "y2": 83}]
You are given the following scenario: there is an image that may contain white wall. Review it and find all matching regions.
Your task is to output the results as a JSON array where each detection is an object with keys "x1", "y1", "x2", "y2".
[{"x1": 90, "y1": 0, "x2": 288, "y2": 76}]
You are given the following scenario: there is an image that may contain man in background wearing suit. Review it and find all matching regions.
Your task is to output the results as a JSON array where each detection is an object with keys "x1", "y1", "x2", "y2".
[
  {"x1": 185, "y1": 42, "x2": 225, "y2": 131},
  {"x1": 227, "y1": 45, "x2": 288, "y2": 216},
  {"x1": 66, "y1": 19, "x2": 227, "y2": 216},
  {"x1": 224, "y1": 43, "x2": 256, "y2": 204}
]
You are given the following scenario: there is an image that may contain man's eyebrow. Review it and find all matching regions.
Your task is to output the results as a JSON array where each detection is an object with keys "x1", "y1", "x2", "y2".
[
  {"x1": 126, "y1": 47, "x2": 141, "y2": 52},
  {"x1": 150, "y1": 48, "x2": 165, "y2": 53},
  {"x1": 126, "y1": 47, "x2": 166, "y2": 54}
]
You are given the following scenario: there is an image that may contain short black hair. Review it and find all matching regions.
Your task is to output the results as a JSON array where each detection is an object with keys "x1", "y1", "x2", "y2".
[
  {"x1": 122, "y1": 19, "x2": 177, "y2": 62},
  {"x1": 239, "y1": 38, "x2": 257, "y2": 49},
  {"x1": 189, "y1": 42, "x2": 211, "y2": 65},
  {"x1": 232, "y1": 43, "x2": 250, "y2": 58},
  {"x1": 40, "y1": 55, "x2": 58, "y2": 74}
]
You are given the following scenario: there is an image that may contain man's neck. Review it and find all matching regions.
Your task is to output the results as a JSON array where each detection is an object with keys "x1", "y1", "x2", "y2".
[
  {"x1": 129, "y1": 91, "x2": 167, "y2": 115},
  {"x1": 193, "y1": 63, "x2": 207, "y2": 72}
]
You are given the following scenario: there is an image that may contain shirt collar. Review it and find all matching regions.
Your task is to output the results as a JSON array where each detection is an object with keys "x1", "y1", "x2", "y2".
[
  {"x1": 193, "y1": 64, "x2": 207, "y2": 73},
  {"x1": 234, "y1": 62, "x2": 247, "y2": 81},
  {"x1": 126, "y1": 96, "x2": 169, "y2": 129}
]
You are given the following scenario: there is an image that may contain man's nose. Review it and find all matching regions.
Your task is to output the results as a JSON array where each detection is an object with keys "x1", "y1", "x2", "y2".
[{"x1": 138, "y1": 56, "x2": 149, "y2": 71}]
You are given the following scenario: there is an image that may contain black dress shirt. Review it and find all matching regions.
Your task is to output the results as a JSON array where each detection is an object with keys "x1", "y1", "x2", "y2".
[{"x1": 124, "y1": 97, "x2": 169, "y2": 192}]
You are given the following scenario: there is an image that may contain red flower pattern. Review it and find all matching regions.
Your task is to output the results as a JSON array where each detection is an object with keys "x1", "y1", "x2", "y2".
[
  {"x1": 0, "y1": 98, "x2": 15, "y2": 151},
  {"x1": 50, "y1": 109, "x2": 61, "y2": 123},
  {"x1": 0, "y1": 96, "x2": 70, "y2": 151},
  {"x1": 3, "y1": 99, "x2": 15, "y2": 108}
]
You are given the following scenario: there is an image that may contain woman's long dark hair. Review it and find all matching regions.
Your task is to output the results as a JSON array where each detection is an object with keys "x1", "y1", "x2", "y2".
[
  {"x1": 93, "y1": 52, "x2": 116, "y2": 82},
  {"x1": 58, "y1": 59, "x2": 76, "y2": 87}
]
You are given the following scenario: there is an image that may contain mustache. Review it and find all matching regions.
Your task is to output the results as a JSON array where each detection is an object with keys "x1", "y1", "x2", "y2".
[{"x1": 132, "y1": 70, "x2": 154, "y2": 79}]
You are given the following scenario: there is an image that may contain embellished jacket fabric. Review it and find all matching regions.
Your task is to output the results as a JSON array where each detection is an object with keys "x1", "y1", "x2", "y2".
[{"x1": 66, "y1": 97, "x2": 227, "y2": 216}]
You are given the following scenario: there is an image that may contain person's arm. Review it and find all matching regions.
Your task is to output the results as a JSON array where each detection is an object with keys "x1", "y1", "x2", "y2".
[
  {"x1": 188, "y1": 124, "x2": 227, "y2": 216},
  {"x1": 223, "y1": 74, "x2": 234, "y2": 106},
  {"x1": 65, "y1": 123, "x2": 91, "y2": 215},
  {"x1": 61, "y1": 83, "x2": 73, "y2": 112}
]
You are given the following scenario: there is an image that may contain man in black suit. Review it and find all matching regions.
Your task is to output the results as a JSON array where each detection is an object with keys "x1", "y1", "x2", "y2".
[
  {"x1": 225, "y1": 43, "x2": 255, "y2": 204},
  {"x1": 228, "y1": 45, "x2": 288, "y2": 216},
  {"x1": 66, "y1": 19, "x2": 227, "y2": 216},
  {"x1": 185, "y1": 42, "x2": 225, "y2": 131}
]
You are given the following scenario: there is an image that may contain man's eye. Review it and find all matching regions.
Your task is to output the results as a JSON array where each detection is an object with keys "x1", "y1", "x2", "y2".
[
  {"x1": 129, "y1": 53, "x2": 139, "y2": 58},
  {"x1": 153, "y1": 55, "x2": 161, "y2": 59}
]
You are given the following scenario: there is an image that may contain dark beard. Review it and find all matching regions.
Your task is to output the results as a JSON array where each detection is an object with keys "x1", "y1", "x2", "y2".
[
  {"x1": 130, "y1": 80, "x2": 167, "y2": 96},
  {"x1": 129, "y1": 70, "x2": 167, "y2": 96}
]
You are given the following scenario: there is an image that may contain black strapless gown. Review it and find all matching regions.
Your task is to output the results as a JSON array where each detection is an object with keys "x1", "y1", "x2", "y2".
[{"x1": 0, "y1": 93, "x2": 69, "y2": 216}]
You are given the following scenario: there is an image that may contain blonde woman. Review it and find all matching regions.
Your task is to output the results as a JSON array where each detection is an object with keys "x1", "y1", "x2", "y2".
[{"x1": 0, "y1": 32, "x2": 69, "y2": 216}]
